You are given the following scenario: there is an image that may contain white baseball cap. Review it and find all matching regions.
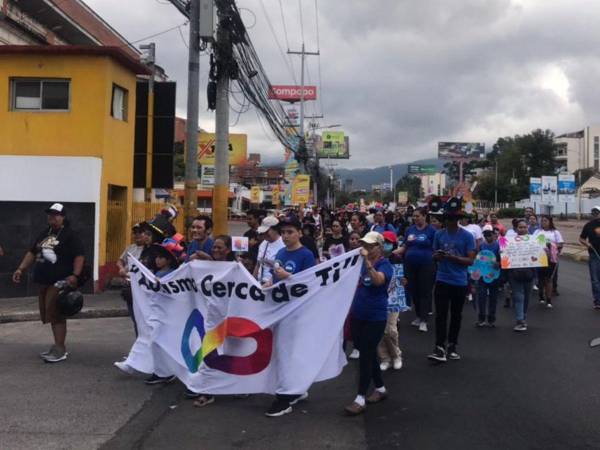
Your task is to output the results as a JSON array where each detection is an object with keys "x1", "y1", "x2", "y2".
[
  {"x1": 359, "y1": 231, "x2": 384, "y2": 246},
  {"x1": 257, "y1": 216, "x2": 279, "y2": 234}
]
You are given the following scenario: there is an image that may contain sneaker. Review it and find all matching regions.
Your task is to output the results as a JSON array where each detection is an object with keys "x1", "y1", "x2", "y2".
[
  {"x1": 539, "y1": 299, "x2": 546, "y2": 304},
  {"x1": 447, "y1": 345, "x2": 461, "y2": 360},
  {"x1": 348, "y1": 349, "x2": 360, "y2": 360},
  {"x1": 114, "y1": 361, "x2": 135, "y2": 374},
  {"x1": 533, "y1": 285, "x2": 539, "y2": 291},
  {"x1": 289, "y1": 392, "x2": 308, "y2": 405},
  {"x1": 392, "y1": 358, "x2": 403, "y2": 370},
  {"x1": 467, "y1": 294, "x2": 473, "y2": 302},
  {"x1": 43, "y1": 347, "x2": 68, "y2": 363},
  {"x1": 380, "y1": 361, "x2": 391, "y2": 371},
  {"x1": 513, "y1": 321, "x2": 527, "y2": 332},
  {"x1": 594, "y1": 304, "x2": 600, "y2": 310},
  {"x1": 144, "y1": 374, "x2": 176, "y2": 385},
  {"x1": 546, "y1": 303, "x2": 553, "y2": 309},
  {"x1": 427, "y1": 346, "x2": 447, "y2": 362},
  {"x1": 410, "y1": 318, "x2": 421, "y2": 327},
  {"x1": 418, "y1": 321, "x2": 428, "y2": 332},
  {"x1": 366, "y1": 390, "x2": 388, "y2": 404},
  {"x1": 39, "y1": 345, "x2": 56, "y2": 359},
  {"x1": 476, "y1": 321, "x2": 487, "y2": 328},
  {"x1": 487, "y1": 321, "x2": 496, "y2": 328},
  {"x1": 265, "y1": 399, "x2": 293, "y2": 417},
  {"x1": 184, "y1": 388, "x2": 202, "y2": 399}
]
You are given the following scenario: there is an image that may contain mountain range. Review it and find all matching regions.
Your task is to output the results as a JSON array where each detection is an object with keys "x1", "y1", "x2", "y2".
[{"x1": 334, "y1": 158, "x2": 443, "y2": 190}]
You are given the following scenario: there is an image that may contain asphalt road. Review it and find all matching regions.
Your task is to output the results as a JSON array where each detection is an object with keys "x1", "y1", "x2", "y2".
[{"x1": 2, "y1": 258, "x2": 600, "y2": 450}]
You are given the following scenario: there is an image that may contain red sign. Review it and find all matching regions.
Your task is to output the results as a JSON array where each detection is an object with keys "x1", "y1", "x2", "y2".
[{"x1": 268, "y1": 85, "x2": 317, "y2": 102}]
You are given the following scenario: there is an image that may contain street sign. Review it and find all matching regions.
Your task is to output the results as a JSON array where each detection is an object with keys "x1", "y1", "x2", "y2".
[
  {"x1": 200, "y1": 164, "x2": 215, "y2": 187},
  {"x1": 268, "y1": 85, "x2": 317, "y2": 101},
  {"x1": 408, "y1": 164, "x2": 437, "y2": 174}
]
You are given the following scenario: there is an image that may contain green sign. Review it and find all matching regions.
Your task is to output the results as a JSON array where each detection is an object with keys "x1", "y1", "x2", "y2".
[
  {"x1": 408, "y1": 164, "x2": 436, "y2": 174},
  {"x1": 318, "y1": 131, "x2": 349, "y2": 159}
]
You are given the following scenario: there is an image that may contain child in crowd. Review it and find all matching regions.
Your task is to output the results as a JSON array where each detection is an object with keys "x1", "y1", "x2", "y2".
[
  {"x1": 377, "y1": 231, "x2": 407, "y2": 371},
  {"x1": 476, "y1": 225, "x2": 501, "y2": 327}
]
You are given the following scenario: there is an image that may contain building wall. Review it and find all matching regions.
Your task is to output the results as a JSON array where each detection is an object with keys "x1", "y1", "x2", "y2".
[
  {"x1": 0, "y1": 53, "x2": 138, "y2": 271},
  {"x1": 0, "y1": 155, "x2": 101, "y2": 296}
]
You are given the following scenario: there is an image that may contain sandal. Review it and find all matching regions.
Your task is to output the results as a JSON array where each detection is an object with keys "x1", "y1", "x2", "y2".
[{"x1": 193, "y1": 395, "x2": 215, "y2": 408}]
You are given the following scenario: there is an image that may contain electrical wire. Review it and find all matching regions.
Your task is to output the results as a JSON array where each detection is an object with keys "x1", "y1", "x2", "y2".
[
  {"x1": 278, "y1": 0, "x2": 298, "y2": 81},
  {"x1": 257, "y1": 0, "x2": 298, "y2": 85},
  {"x1": 128, "y1": 21, "x2": 189, "y2": 45},
  {"x1": 177, "y1": 23, "x2": 189, "y2": 48}
]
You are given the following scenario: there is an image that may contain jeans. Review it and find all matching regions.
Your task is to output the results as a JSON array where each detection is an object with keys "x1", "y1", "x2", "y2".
[
  {"x1": 508, "y1": 276, "x2": 532, "y2": 322},
  {"x1": 477, "y1": 281, "x2": 499, "y2": 323},
  {"x1": 405, "y1": 263, "x2": 435, "y2": 321},
  {"x1": 434, "y1": 282, "x2": 468, "y2": 348},
  {"x1": 589, "y1": 254, "x2": 600, "y2": 305},
  {"x1": 351, "y1": 318, "x2": 386, "y2": 396}
]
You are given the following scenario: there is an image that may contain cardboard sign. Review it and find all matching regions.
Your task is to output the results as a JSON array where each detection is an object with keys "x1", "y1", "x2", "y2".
[
  {"x1": 499, "y1": 235, "x2": 548, "y2": 269},
  {"x1": 232, "y1": 236, "x2": 249, "y2": 252}
]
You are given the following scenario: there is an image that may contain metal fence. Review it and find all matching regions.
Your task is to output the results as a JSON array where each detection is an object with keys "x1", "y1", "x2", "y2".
[{"x1": 105, "y1": 202, "x2": 186, "y2": 264}]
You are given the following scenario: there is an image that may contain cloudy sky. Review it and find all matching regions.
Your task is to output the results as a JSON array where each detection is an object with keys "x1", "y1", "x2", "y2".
[{"x1": 85, "y1": 0, "x2": 600, "y2": 169}]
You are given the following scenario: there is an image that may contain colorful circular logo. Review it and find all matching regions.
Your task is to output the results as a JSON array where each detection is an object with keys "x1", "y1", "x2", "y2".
[{"x1": 181, "y1": 309, "x2": 273, "y2": 375}]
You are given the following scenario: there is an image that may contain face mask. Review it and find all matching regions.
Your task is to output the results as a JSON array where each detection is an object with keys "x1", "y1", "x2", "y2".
[{"x1": 383, "y1": 243, "x2": 394, "y2": 253}]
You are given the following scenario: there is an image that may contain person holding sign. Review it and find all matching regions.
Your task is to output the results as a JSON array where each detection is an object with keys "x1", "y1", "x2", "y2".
[
  {"x1": 345, "y1": 232, "x2": 393, "y2": 416},
  {"x1": 427, "y1": 198, "x2": 476, "y2": 363},
  {"x1": 474, "y1": 225, "x2": 501, "y2": 327},
  {"x1": 533, "y1": 216, "x2": 563, "y2": 308},
  {"x1": 507, "y1": 220, "x2": 537, "y2": 332},
  {"x1": 579, "y1": 206, "x2": 600, "y2": 309}
]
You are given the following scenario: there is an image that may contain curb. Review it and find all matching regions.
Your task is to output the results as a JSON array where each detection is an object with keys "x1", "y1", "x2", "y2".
[{"x1": 0, "y1": 307, "x2": 129, "y2": 324}]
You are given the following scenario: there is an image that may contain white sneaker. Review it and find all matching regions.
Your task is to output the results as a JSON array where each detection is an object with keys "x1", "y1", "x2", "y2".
[
  {"x1": 410, "y1": 318, "x2": 421, "y2": 327},
  {"x1": 392, "y1": 358, "x2": 403, "y2": 370},
  {"x1": 533, "y1": 285, "x2": 539, "y2": 291},
  {"x1": 467, "y1": 294, "x2": 473, "y2": 302},
  {"x1": 419, "y1": 321, "x2": 428, "y2": 332},
  {"x1": 547, "y1": 303, "x2": 553, "y2": 309},
  {"x1": 380, "y1": 361, "x2": 391, "y2": 371},
  {"x1": 348, "y1": 349, "x2": 360, "y2": 359},
  {"x1": 114, "y1": 361, "x2": 135, "y2": 374}
]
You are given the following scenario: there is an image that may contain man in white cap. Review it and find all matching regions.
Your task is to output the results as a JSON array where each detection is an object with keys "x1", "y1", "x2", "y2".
[
  {"x1": 254, "y1": 216, "x2": 285, "y2": 285},
  {"x1": 579, "y1": 206, "x2": 600, "y2": 309}
]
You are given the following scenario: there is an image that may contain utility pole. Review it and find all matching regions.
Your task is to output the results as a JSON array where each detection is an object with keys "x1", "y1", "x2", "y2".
[
  {"x1": 288, "y1": 45, "x2": 319, "y2": 204},
  {"x1": 212, "y1": 5, "x2": 231, "y2": 236},
  {"x1": 140, "y1": 42, "x2": 156, "y2": 205},
  {"x1": 183, "y1": 0, "x2": 201, "y2": 228},
  {"x1": 389, "y1": 166, "x2": 394, "y2": 204}
]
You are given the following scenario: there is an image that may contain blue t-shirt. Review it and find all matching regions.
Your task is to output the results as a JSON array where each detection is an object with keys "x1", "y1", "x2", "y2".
[
  {"x1": 371, "y1": 223, "x2": 396, "y2": 234},
  {"x1": 480, "y1": 240, "x2": 500, "y2": 261},
  {"x1": 433, "y1": 228, "x2": 475, "y2": 286},
  {"x1": 273, "y1": 246, "x2": 316, "y2": 282},
  {"x1": 186, "y1": 238, "x2": 214, "y2": 261},
  {"x1": 351, "y1": 258, "x2": 394, "y2": 322},
  {"x1": 404, "y1": 224, "x2": 436, "y2": 266}
]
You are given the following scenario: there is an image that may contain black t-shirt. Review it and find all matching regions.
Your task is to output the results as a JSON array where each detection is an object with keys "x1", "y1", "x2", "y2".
[
  {"x1": 31, "y1": 225, "x2": 84, "y2": 285},
  {"x1": 300, "y1": 235, "x2": 319, "y2": 260},
  {"x1": 139, "y1": 245, "x2": 160, "y2": 273},
  {"x1": 580, "y1": 219, "x2": 600, "y2": 254},
  {"x1": 243, "y1": 228, "x2": 260, "y2": 263},
  {"x1": 322, "y1": 235, "x2": 348, "y2": 259}
]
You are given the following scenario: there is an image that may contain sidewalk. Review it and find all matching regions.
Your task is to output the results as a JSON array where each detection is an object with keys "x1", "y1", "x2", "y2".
[{"x1": 0, "y1": 289, "x2": 127, "y2": 324}]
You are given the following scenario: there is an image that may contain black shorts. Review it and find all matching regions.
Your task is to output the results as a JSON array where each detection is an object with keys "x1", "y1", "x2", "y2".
[{"x1": 538, "y1": 263, "x2": 557, "y2": 281}]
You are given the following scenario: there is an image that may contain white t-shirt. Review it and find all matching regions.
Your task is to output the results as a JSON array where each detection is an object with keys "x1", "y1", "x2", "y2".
[
  {"x1": 460, "y1": 224, "x2": 483, "y2": 242},
  {"x1": 256, "y1": 237, "x2": 286, "y2": 283},
  {"x1": 534, "y1": 229, "x2": 564, "y2": 244},
  {"x1": 505, "y1": 229, "x2": 517, "y2": 239}
]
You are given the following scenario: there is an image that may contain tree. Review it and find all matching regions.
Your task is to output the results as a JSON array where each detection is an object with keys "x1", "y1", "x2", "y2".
[
  {"x1": 395, "y1": 175, "x2": 422, "y2": 203},
  {"x1": 173, "y1": 141, "x2": 185, "y2": 180},
  {"x1": 475, "y1": 129, "x2": 558, "y2": 202}
]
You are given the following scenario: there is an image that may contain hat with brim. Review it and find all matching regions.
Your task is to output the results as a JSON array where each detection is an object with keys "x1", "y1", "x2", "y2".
[
  {"x1": 359, "y1": 231, "x2": 384, "y2": 246},
  {"x1": 153, "y1": 244, "x2": 177, "y2": 267},
  {"x1": 257, "y1": 216, "x2": 279, "y2": 234},
  {"x1": 45, "y1": 203, "x2": 66, "y2": 216},
  {"x1": 592, "y1": 206, "x2": 600, "y2": 213},
  {"x1": 443, "y1": 197, "x2": 466, "y2": 219},
  {"x1": 278, "y1": 216, "x2": 302, "y2": 230}
]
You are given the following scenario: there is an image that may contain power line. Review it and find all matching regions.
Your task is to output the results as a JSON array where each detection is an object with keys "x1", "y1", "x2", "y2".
[
  {"x1": 278, "y1": 0, "x2": 298, "y2": 82},
  {"x1": 258, "y1": 0, "x2": 298, "y2": 85},
  {"x1": 298, "y1": 0, "x2": 305, "y2": 44},
  {"x1": 128, "y1": 21, "x2": 189, "y2": 45}
]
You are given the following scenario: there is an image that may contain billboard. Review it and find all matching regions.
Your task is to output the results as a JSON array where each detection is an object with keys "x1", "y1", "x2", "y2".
[
  {"x1": 272, "y1": 185, "x2": 281, "y2": 205},
  {"x1": 541, "y1": 175, "x2": 557, "y2": 204},
  {"x1": 438, "y1": 142, "x2": 485, "y2": 160},
  {"x1": 398, "y1": 191, "x2": 408, "y2": 204},
  {"x1": 529, "y1": 177, "x2": 541, "y2": 203},
  {"x1": 292, "y1": 174, "x2": 311, "y2": 204},
  {"x1": 268, "y1": 85, "x2": 317, "y2": 101},
  {"x1": 198, "y1": 133, "x2": 247, "y2": 166},
  {"x1": 319, "y1": 131, "x2": 349, "y2": 159},
  {"x1": 250, "y1": 186, "x2": 261, "y2": 204},
  {"x1": 284, "y1": 104, "x2": 300, "y2": 127},
  {"x1": 200, "y1": 164, "x2": 215, "y2": 187},
  {"x1": 558, "y1": 173, "x2": 576, "y2": 203},
  {"x1": 408, "y1": 164, "x2": 437, "y2": 174}
]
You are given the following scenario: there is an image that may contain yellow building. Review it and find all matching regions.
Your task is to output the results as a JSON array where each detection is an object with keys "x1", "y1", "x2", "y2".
[{"x1": 0, "y1": 45, "x2": 150, "y2": 293}]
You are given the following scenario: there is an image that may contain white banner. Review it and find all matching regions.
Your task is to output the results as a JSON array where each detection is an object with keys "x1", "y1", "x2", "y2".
[
  {"x1": 120, "y1": 249, "x2": 363, "y2": 395},
  {"x1": 541, "y1": 175, "x2": 557, "y2": 205}
]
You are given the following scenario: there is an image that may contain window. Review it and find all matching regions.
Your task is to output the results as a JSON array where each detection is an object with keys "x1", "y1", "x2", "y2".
[
  {"x1": 111, "y1": 84, "x2": 128, "y2": 121},
  {"x1": 12, "y1": 78, "x2": 70, "y2": 111}
]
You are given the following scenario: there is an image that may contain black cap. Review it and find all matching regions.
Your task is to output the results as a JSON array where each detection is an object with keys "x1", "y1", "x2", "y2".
[
  {"x1": 278, "y1": 216, "x2": 302, "y2": 230},
  {"x1": 45, "y1": 203, "x2": 66, "y2": 216}
]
